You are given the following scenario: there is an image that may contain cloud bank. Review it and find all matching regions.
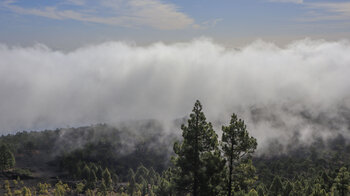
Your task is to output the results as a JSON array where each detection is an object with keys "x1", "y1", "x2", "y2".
[{"x1": 0, "y1": 38, "x2": 350, "y2": 149}]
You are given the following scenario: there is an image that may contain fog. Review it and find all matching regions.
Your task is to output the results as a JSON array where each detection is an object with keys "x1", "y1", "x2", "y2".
[{"x1": 1, "y1": 38, "x2": 349, "y2": 150}]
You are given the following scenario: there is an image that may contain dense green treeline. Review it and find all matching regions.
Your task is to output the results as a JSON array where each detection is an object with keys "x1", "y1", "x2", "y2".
[{"x1": 0, "y1": 100, "x2": 349, "y2": 195}]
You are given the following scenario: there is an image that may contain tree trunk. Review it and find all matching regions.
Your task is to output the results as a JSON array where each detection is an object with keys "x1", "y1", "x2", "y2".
[
  {"x1": 193, "y1": 114, "x2": 199, "y2": 196},
  {"x1": 228, "y1": 141, "x2": 234, "y2": 196}
]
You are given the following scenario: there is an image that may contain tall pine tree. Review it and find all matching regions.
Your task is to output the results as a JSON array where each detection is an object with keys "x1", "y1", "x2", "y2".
[
  {"x1": 221, "y1": 113, "x2": 257, "y2": 196},
  {"x1": 173, "y1": 100, "x2": 224, "y2": 196}
]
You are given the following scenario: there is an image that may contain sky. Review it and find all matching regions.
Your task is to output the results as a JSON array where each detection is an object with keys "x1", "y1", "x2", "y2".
[{"x1": 1, "y1": 0, "x2": 350, "y2": 49}]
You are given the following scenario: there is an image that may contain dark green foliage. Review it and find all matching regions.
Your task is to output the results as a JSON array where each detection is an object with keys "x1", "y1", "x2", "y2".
[
  {"x1": 128, "y1": 168, "x2": 135, "y2": 182},
  {"x1": 21, "y1": 186, "x2": 31, "y2": 196},
  {"x1": 81, "y1": 164, "x2": 96, "y2": 190},
  {"x1": 232, "y1": 159, "x2": 257, "y2": 193},
  {"x1": 37, "y1": 182, "x2": 51, "y2": 195},
  {"x1": 0, "y1": 144, "x2": 15, "y2": 171},
  {"x1": 112, "y1": 173, "x2": 119, "y2": 183},
  {"x1": 283, "y1": 181, "x2": 293, "y2": 196},
  {"x1": 289, "y1": 180, "x2": 304, "y2": 196},
  {"x1": 312, "y1": 183, "x2": 327, "y2": 196},
  {"x1": 248, "y1": 189, "x2": 259, "y2": 196},
  {"x1": 172, "y1": 100, "x2": 224, "y2": 196},
  {"x1": 147, "y1": 167, "x2": 157, "y2": 184},
  {"x1": 4, "y1": 180, "x2": 11, "y2": 196},
  {"x1": 253, "y1": 135, "x2": 350, "y2": 195},
  {"x1": 97, "y1": 165, "x2": 103, "y2": 180},
  {"x1": 75, "y1": 182, "x2": 84, "y2": 194},
  {"x1": 54, "y1": 181, "x2": 70, "y2": 196},
  {"x1": 0, "y1": 122, "x2": 174, "y2": 182},
  {"x1": 155, "y1": 178, "x2": 173, "y2": 196},
  {"x1": 99, "y1": 180, "x2": 107, "y2": 196},
  {"x1": 269, "y1": 176, "x2": 283, "y2": 196},
  {"x1": 333, "y1": 167, "x2": 350, "y2": 196},
  {"x1": 135, "y1": 164, "x2": 149, "y2": 183},
  {"x1": 141, "y1": 179, "x2": 148, "y2": 196},
  {"x1": 102, "y1": 168, "x2": 113, "y2": 190},
  {"x1": 89, "y1": 169, "x2": 97, "y2": 188},
  {"x1": 222, "y1": 113, "x2": 257, "y2": 196},
  {"x1": 12, "y1": 168, "x2": 32, "y2": 178},
  {"x1": 57, "y1": 129, "x2": 171, "y2": 181},
  {"x1": 128, "y1": 175, "x2": 137, "y2": 196},
  {"x1": 234, "y1": 190, "x2": 246, "y2": 196},
  {"x1": 82, "y1": 164, "x2": 91, "y2": 180},
  {"x1": 256, "y1": 184, "x2": 266, "y2": 196}
]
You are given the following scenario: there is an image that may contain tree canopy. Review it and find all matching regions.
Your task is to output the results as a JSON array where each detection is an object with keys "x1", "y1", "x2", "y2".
[{"x1": 0, "y1": 144, "x2": 15, "y2": 171}]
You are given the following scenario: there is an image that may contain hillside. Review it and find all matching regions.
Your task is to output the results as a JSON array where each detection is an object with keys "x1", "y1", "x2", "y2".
[{"x1": 0, "y1": 118, "x2": 349, "y2": 195}]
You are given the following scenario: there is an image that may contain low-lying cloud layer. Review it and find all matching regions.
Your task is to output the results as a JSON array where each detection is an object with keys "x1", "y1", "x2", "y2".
[{"x1": 1, "y1": 38, "x2": 349, "y2": 149}]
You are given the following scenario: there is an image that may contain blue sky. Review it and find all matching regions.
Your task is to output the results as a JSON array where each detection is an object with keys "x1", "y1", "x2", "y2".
[{"x1": 1, "y1": 0, "x2": 350, "y2": 49}]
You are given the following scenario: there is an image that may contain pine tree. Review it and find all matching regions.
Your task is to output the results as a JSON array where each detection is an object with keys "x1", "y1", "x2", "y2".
[
  {"x1": 269, "y1": 176, "x2": 283, "y2": 196},
  {"x1": 221, "y1": 113, "x2": 257, "y2": 196},
  {"x1": 319, "y1": 189, "x2": 327, "y2": 196},
  {"x1": 289, "y1": 180, "x2": 303, "y2": 196},
  {"x1": 97, "y1": 165, "x2": 103, "y2": 180},
  {"x1": 75, "y1": 182, "x2": 84, "y2": 194},
  {"x1": 312, "y1": 183, "x2": 327, "y2": 196},
  {"x1": 321, "y1": 171, "x2": 331, "y2": 190},
  {"x1": 256, "y1": 184, "x2": 265, "y2": 196},
  {"x1": 135, "y1": 164, "x2": 149, "y2": 183},
  {"x1": 75, "y1": 166, "x2": 82, "y2": 180},
  {"x1": 155, "y1": 178, "x2": 172, "y2": 196},
  {"x1": 334, "y1": 167, "x2": 350, "y2": 196},
  {"x1": 54, "y1": 181, "x2": 70, "y2": 196},
  {"x1": 128, "y1": 168, "x2": 135, "y2": 182},
  {"x1": 21, "y1": 186, "x2": 31, "y2": 196},
  {"x1": 112, "y1": 173, "x2": 119, "y2": 183},
  {"x1": 283, "y1": 181, "x2": 293, "y2": 196},
  {"x1": 147, "y1": 167, "x2": 157, "y2": 184},
  {"x1": 85, "y1": 189, "x2": 94, "y2": 196},
  {"x1": 305, "y1": 184, "x2": 314, "y2": 195},
  {"x1": 128, "y1": 175, "x2": 137, "y2": 196},
  {"x1": 4, "y1": 180, "x2": 12, "y2": 196},
  {"x1": 89, "y1": 163, "x2": 98, "y2": 173},
  {"x1": 99, "y1": 180, "x2": 107, "y2": 196},
  {"x1": 248, "y1": 189, "x2": 259, "y2": 196},
  {"x1": 103, "y1": 168, "x2": 113, "y2": 191},
  {"x1": 141, "y1": 179, "x2": 148, "y2": 196},
  {"x1": 232, "y1": 159, "x2": 257, "y2": 192},
  {"x1": 37, "y1": 183, "x2": 51, "y2": 195},
  {"x1": 173, "y1": 100, "x2": 224, "y2": 196},
  {"x1": 0, "y1": 144, "x2": 15, "y2": 171},
  {"x1": 82, "y1": 164, "x2": 91, "y2": 180},
  {"x1": 90, "y1": 169, "x2": 97, "y2": 189}
]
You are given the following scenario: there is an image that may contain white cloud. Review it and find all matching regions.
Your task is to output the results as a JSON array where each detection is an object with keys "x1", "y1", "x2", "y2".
[
  {"x1": 268, "y1": 0, "x2": 350, "y2": 23},
  {"x1": 303, "y1": 2, "x2": 350, "y2": 21},
  {"x1": 0, "y1": 38, "x2": 350, "y2": 149},
  {"x1": 192, "y1": 18, "x2": 222, "y2": 29},
  {"x1": 2, "y1": 0, "x2": 194, "y2": 30}
]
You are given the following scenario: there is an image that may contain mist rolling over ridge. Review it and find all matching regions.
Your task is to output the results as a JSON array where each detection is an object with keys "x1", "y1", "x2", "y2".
[
  {"x1": 3, "y1": 0, "x2": 350, "y2": 194},
  {"x1": 1, "y1": 38, "x2": 350, "y2": 151}
]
